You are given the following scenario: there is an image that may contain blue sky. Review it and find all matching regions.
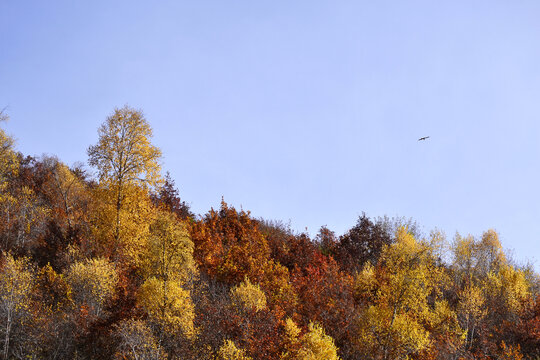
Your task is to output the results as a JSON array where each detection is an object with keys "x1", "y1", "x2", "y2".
[{"x1": 1, "y1": 1, "x2": 540, "y2": 268}]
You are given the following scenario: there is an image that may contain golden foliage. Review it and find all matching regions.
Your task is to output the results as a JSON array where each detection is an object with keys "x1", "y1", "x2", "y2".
[
  {"x1": 452, "y1": 229, "x2": 507, "y2": 280},
  {"x1": 457, "y1": 283, "x2": 487, "y2": 349},
  {"x1": 258, "y1": 259, "x2": 297, "y2": 311},
  {"x1": 0, "y1": 253, "x2": 34, "y2": 359},
  {"x1": 87, "y1": 106, "x2": 162, "y2": 260},
  {"x1": 65, "y1": 257, "x2": 118, "y2": 317},
  {"x1": 0, "y1": 253, "x2": 33, "y2": 313},
  {"x1": 91, "y1": 183, "x2": 154, "y2": 263},
  {"x1": 358, "y1": 305, "x2": 430, "y2": 358},
  {"x1": 217, "y1": 339, "x2": 252, "y2": 360},
  {"x1": 485, "y1": 263, "x2": 531, "y2": 315},
  {"x1": 230, "y1": 277, "x2": 267, "y2": 313},
  {"x1": 297, "y1": 322, "x2": 340, "y2": 360},
  {"x1": 136, "y1": 211, "x2": 196, "y2": 339},
  {"x1": 0, "y1": 113, "x2": 18, "y2": 192},
  {"x1": 142, "y1": 211, "x2": 195, "y2": 283},
  {"x1": 137, "y1": 277, "x2": 195, "y2": 338},
  {"x1": 87, "y1": 106, "x2": 162, "y2": 189},
  {"x1": 281, "y1": 318, "x2": 302, "y2": 360},
  {"x1": 281, "y1": 319, "x2": 340, "y2": 360},
  {"x1": 355, "y1": 227, "x2": 461, "y2": 359}
]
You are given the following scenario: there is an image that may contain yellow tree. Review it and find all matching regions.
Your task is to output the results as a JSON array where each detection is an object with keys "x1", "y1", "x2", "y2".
[
  {"x1": 92, "y1": 183, "x2": 155, "y2": 263},
  {"x1": 0, "y1": 110, "x2": 17, "y2": 192},
  {"x1": 297, "y1": 322, "x2": 341, "y2": 360},
  {"x1": 355, "y1": 228, "x2": 462, "y2": 360},
  {"x1": 141, "y1": 211, "x2": 195, "y2": 284},
  {"x1": 281, "y1": 319, "x2": 340, "y2": 360},
  {"x1": 484, "y1": 263, "x2": 530, "y2": 317},
  {"x1": 452, "y1": 230, "x2": 507, "y2": 282},
  {"x1": 230, "y1": 277, "x2": 267, "y2": 313},
  {"x1": 0, "y1": 114, "x2": 17, "y2": 250},
  {"x1": 87, "y1": 106, "x2": 162, "y2": 258},
  {"x1": 450, "y1": 229, "x2": 531, "y2": 356},
  {"x1": 457, "y1": 283, "x2": 487, "y2": 351},
  {"x1": 0, "y1": 113, "x2": 48, "y2": 252},
  {"x1": 217, "y1": 340, "x2": 253, "y2": 360},
  {"x1": 137, "y1": 211, "x2": 196, "y2": 340},
  {"x1": 65, "y1": 257, "x2": 119, "y2": 318},
  {"x1": 0, "y1": 253, "x2": 34, "y2": 360},
  {"x1": 137, "y1": 279, "x2": 194, "y2": 338}
]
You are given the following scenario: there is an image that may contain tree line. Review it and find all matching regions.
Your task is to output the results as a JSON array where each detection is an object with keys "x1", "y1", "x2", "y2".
[{"x1": 0, "y1": 106, "x2": 538, "y2": 359}]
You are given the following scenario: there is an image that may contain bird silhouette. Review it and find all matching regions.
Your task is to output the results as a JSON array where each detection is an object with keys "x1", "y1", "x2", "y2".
[{"x1": 418, "y1": 136, "x2": 430, "y2": 141}]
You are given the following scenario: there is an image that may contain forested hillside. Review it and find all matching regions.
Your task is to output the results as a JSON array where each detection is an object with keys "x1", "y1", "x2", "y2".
[{"x1": 0, "y1": 106, "x2": 538, "y2": 360}]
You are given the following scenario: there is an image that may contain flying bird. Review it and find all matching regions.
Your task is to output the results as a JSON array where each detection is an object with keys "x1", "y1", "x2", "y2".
[{"x1": 418, "y1": 136, "x2": 430, "y2": 141}]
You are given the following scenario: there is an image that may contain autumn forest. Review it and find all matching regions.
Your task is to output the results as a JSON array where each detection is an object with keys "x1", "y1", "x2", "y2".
[{"x1": 0, "y1": 106, "x2": 538, "y2": 360}]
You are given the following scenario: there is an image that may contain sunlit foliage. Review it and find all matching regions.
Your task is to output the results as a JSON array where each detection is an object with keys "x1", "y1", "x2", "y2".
[
  {"x1": 281, "y1": 319, "x2": 340, "y2": 360},
  {"x1": 142, "y1": 210, "x2": 195, "y2": 283},
  {"x1": 137, "y1": 276, "x2": 195, "y2": 338},
  {"x1": 230, "y1": 277, "x2": 267, "y2": 313},
  {"x1": 65, "y1": 257, "x2": 118, "y2": 317},
  {"x1": 137, "y1": 210, "x2": 196, "y2": 340},
  {"x1": 0, "y1": 253, "x2": 35, "y2": 359},
  {"x1": 88, "y1": 106, "x2": 162, "y2": 261},
  {"x1": 0, "y1": 106, "x2": 537, "y2": 360},
  {"x1": 355, "y1": 228, "x2": 462, "y2": 360},
  {"x1": 217, "y1": 339, "x2": 253, "y2": 360}
]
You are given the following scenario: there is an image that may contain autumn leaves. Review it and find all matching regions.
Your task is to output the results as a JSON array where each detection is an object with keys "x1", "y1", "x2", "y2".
[{"x1": 0, "y1": 106, "x2": 538, "y2": 359}]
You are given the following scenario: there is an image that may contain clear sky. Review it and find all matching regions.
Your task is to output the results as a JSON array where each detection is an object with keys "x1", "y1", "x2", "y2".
[{"x1": 1, "y1": 1, "x2": 540, "y2": 269}]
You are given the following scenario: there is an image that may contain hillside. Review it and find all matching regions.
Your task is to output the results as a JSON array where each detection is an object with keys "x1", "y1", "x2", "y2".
[{"x1": 0, "y1": 107, "x2": 539, "y2": 360}]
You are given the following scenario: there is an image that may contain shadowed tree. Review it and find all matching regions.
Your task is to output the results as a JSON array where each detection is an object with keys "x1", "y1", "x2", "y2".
[
  {"x1": 151, "y1": 172, "x2": 193, "y2": 220},
  {"x1": 114, "y1": 319, "x2": 166, "y2": 360},
  {"x1": 336, "y1": 213, "x2": 392, "y2": 273}
]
